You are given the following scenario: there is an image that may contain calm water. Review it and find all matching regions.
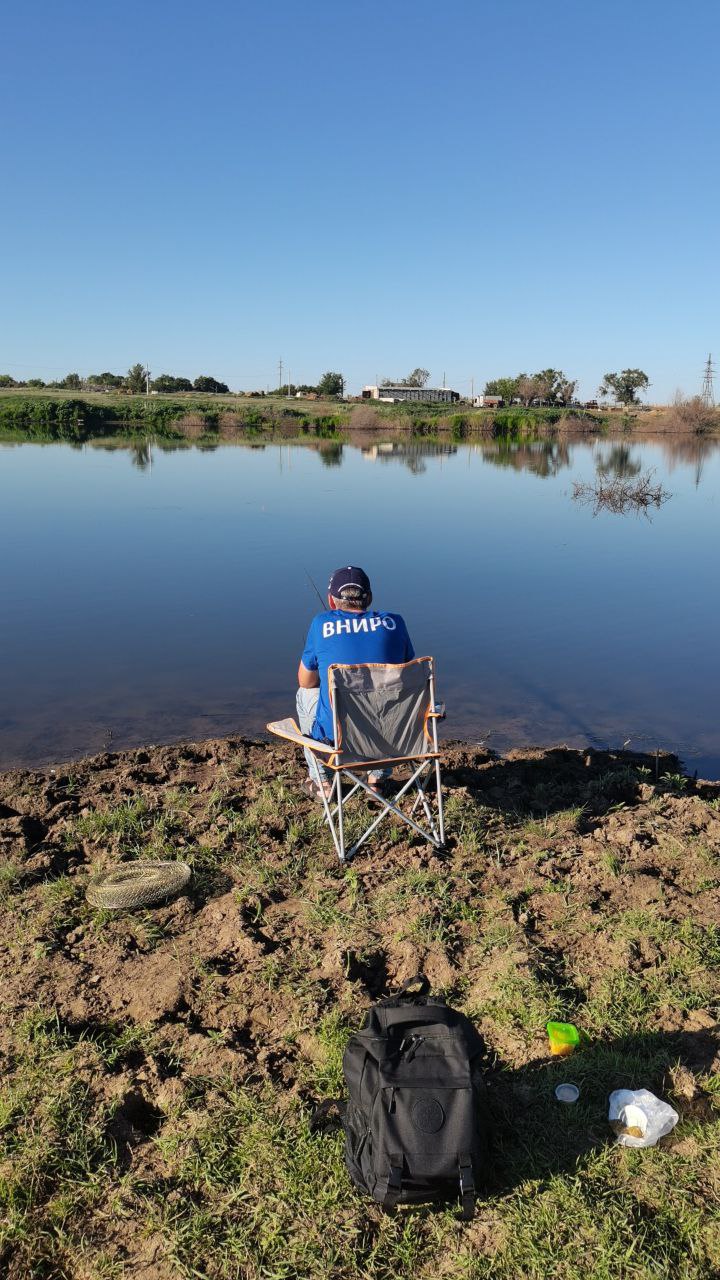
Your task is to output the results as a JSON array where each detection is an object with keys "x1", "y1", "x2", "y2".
[{"x1": 1, "y1": 435, "x2": 719, "y2": 776}]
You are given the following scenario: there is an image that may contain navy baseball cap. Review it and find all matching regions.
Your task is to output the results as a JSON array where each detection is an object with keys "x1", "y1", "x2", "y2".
[{"x1": 328, "y1": 565, "x2": 371, "y2": 605}]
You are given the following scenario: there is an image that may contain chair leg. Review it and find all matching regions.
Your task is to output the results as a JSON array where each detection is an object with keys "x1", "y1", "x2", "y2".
[
  {"x1": 306, "y1": 755, "x2": 445, "y2": 862},
  {"x1": 408, "y1": 765, "x2": 442, "y2": 844},
  {"x1": 309, "y1": 753, "x2": 342, "y2": 861},
  {"x1": 409, "y1": 763, "x2": 429, "y2": 817},
  {"x1": 335, "y1": 771, "x2": 345, "y2": 862},
  {"x1": 344, "y1": 765, "x2": 443, "y2": 859},
  {"x1": 434, "y1": 758, "x2": 445, "y2": 846},
  {"x1": 414, "y1": 772, "x2": 440, "y2": 844}
]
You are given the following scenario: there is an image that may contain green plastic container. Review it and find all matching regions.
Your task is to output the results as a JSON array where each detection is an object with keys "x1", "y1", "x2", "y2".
[{"x1": 547, "y1": 1021, "x2": 580, "y2": 1057}]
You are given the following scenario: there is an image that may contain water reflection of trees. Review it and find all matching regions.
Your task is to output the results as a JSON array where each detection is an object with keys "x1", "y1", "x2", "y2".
[
  {"x1": 318, "y1": 442, "x2": 343, "y2": 467},
  {"x1": 595, "y1": 437, "x2": 720, "y2": 489},
  {"x1": 131, "y1": 440, "x2": 152, "y2": 470},
  {"x1": 594, "y1": 444, "x2": 642, "y2": 479},
  {"x1": 478, "y1": 440, "x2": 572, "y2": 477},
  {"x1": 84, "y1": 433, "x2": 719, "y2": 489},
  {"x1": 658, "y1": 435, "x2": 719, "y2": 487}
]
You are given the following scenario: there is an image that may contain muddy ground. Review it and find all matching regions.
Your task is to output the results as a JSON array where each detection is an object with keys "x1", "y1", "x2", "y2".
[{"x1": 1, "y1": 738, "x2": 719, "y2": 1279}]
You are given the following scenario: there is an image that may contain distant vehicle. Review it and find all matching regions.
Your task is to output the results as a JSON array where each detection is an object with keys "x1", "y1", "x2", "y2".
[{"x1": 583, "y1": 400, "x2": 599, "y2": 409}]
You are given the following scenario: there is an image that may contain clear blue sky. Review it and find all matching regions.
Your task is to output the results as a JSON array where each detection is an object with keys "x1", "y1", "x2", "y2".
[{"x1": 3, "y1": 0, "x2": 718, "y2": 401}]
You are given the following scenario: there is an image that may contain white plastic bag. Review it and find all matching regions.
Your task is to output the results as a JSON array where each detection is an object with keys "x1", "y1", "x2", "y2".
[{"x1": 608, "y1": 1088, "x2": 679, "y2": 1148}]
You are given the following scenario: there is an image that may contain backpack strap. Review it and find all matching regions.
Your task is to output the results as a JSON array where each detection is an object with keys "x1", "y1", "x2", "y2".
[
  {"x1": 380, "y1": 1152, "x2": 404, "y2": 1209},
  {"x1": 309, "y1": 1099, "x2": 346, "y2": 1133},
  {"x1": 396, "y1": 974, "x2": 430, "y2": 999},
  {"x1": 458, "y1": 1154, "x2": 476, "y2": 1220}
]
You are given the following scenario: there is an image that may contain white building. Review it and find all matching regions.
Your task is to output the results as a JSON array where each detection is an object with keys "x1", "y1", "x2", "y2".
[{"x1": 362, "y1": 385, "x2": 459, "y2": 404}]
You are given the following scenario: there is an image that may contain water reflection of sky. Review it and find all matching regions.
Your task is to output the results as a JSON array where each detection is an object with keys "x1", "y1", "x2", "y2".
[{"x1": 1, "y1": 437, "x2": 718, "y2": 776}]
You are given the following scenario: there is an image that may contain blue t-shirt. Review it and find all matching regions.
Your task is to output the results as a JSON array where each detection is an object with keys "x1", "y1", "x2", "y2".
[{"x1": 301, "y1": 609, "x2": 415, "y2": 742}]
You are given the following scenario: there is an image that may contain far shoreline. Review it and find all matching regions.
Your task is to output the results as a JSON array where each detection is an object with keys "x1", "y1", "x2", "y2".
[{"x1": 1, "y1": 389, "x2": 719, "y2": 446}]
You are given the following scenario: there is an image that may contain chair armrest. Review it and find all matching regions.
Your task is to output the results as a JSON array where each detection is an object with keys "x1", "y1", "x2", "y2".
[{"x1": 266, "y1": 719, "x2": 337, "y2": 754}]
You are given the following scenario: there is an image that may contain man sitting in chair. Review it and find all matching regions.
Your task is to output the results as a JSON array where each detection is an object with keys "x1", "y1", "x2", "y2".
[{"x1": 297, "y1": 565, "x2": 415, "y2": 800}]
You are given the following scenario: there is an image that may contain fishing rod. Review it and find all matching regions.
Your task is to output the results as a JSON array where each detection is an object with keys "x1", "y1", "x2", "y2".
[{"x1": 304, "y1": 568, "x2": 326, "y2": 608}]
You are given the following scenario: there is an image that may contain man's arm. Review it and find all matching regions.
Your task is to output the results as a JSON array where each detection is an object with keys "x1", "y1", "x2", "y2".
[
  {"x1": 298, "y1": 660, "x2": 320, "y2": 689},
  {"x1": 299, "y1": 618, "x2": 320, "y2": 687}
]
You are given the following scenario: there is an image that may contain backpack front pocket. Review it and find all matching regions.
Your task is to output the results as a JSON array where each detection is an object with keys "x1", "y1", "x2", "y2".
[{"x1": 374, "y1": 1082, "x2": 476, "y2": 1183}]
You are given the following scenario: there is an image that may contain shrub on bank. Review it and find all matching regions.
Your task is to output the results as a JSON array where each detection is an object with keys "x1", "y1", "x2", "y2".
[
  {"x1": 492, "y1": 408, "x2": 561, "y2": 437},
  {"x1": 0, "y1": 397, "x2": 228, "y2": 440},
  {"x1": 348, "y1": 404, "x2": 381, "y2": 431},
  {"x1": 0, "y1": 397, "x2": 115, "y2": 440},
  {"x1": 300, "y1": 414, "x2": 342, "y2": 438},
  {"x1": 449, "y1": 412, "x2": 471, "y2": 440},
  {"x1": 657, "y1": 395, "x2": 720, "y2": 435}
]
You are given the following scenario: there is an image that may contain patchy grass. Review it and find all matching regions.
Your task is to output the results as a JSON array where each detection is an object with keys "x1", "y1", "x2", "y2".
[{"x1": 0, "y1": 738, "x2": 719, "y2": 1278}]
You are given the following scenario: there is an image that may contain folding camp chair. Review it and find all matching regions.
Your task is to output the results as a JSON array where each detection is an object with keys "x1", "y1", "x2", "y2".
[{"x1": 267, "y1": 656, "x2": 445, "y2": 862}]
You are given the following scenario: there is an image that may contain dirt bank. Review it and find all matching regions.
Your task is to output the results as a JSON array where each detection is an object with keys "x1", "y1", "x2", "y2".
[{"x1": 1, "y1": 737, "x2": 719, "y2": 1279}]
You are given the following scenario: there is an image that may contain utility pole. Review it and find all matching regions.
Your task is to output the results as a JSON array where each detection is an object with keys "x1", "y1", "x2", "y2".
[
  {"x1": 470, "y1": 377, "x2": 474, "y2": 402},
  {"x1": 278, "y1": 358, "x2": 283, "y2": 396},
  {"x1": 287, "y1": 370, "x2": 291, "y2": 399},
  {"x1": 701, "y1": 354, "x2": 715, "y2": 408},
  {"x1": 442, "y1": 371, "x2": 446, "y2": 388},
  {"x1": 146, "y1": 366, "x2": 151, "y2": 397}
]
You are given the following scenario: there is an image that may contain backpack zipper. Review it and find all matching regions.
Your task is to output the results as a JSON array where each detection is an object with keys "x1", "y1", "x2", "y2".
[{"x1": 397, "y1": 1034, "x2": 424, "y2": 1061}]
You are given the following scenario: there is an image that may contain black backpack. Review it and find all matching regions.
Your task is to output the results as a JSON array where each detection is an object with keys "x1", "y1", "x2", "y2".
[{"x1": 313, "y1": 976, "x2": 490, "y2": 1218}]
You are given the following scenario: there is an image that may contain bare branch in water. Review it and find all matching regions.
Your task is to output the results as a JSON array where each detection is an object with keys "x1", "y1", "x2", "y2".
[{"x1": 572, "y1": 468, "x2": 671, "y2": 517}]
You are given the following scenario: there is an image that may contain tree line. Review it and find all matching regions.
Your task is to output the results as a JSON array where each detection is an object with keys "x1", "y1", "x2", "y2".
[
  {"x1": 0, "y1": 366, "x2": 348, "y2": 399},
  {"x1": 268, "y1": 373, "x2": 344, "y2": 397},
  {"x1": 0, "y1": 365, "x2": 231, "y2": 395},
  {"x1": 484, "y1": 368, "x2": 650, "y2": 407},
  {"x1": 0, "y1": 363, "x2": 651, "y2": 405}
]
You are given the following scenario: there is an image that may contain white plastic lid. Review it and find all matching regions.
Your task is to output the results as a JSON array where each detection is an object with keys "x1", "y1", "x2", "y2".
[{"x1": 555, "y1": 1083, "x2": 580, "y2": 1103}]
